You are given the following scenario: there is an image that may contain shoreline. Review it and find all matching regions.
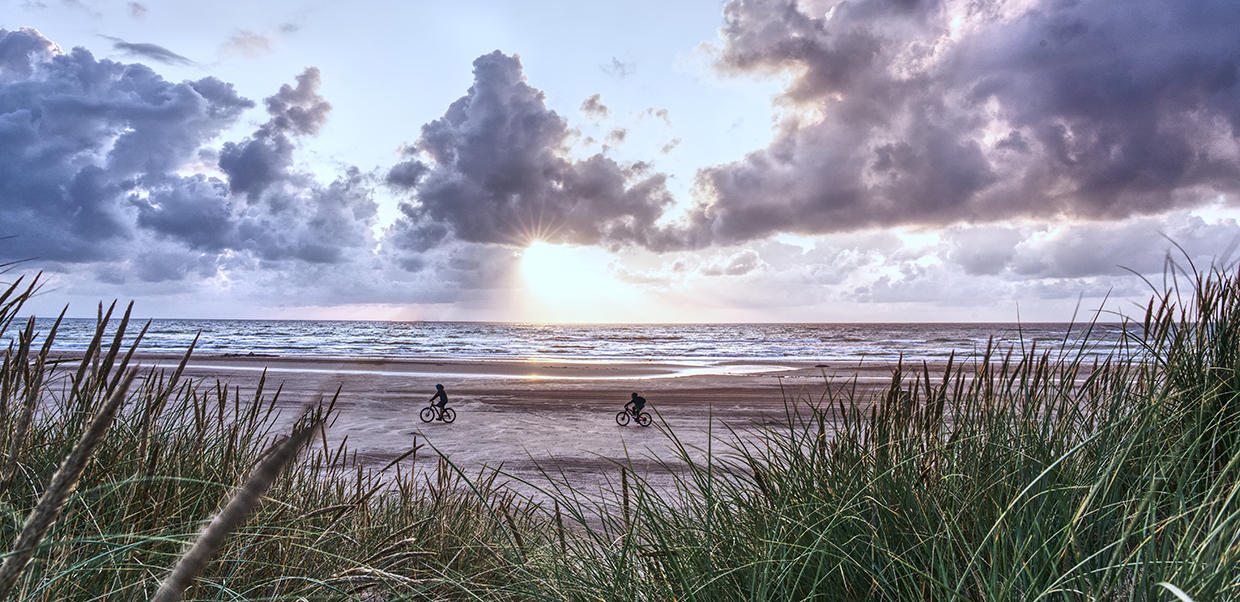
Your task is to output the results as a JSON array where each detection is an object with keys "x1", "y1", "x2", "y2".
[
  {"x1": 44, "y1": 348, "x2": 1093, "y2": 377},
  {"x1": 117, "y1": 351, "x2": 902, "y2": 380}
]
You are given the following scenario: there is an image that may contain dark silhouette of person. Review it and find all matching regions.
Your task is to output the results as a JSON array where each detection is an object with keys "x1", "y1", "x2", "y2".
[
  {"x1": 429, "y1": 384, "x2": 449, "y2": 419},
  {"x1": 624, "y1": 392, "x2": 647, "y2": 416}
]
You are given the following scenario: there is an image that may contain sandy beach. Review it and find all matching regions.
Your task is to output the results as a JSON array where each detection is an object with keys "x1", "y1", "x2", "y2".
[{"x1": 119, "y1": 352, "x2": 906, "y2": 500}]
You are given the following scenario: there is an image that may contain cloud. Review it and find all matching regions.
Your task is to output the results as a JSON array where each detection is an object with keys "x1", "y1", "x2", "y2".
[
  {"x1": 1007, "y1": 214, "x2": 1240, "y2": 279},
  {"x1": 0, "y1": 28, "x2": 378, "y2": 285},
  {"x1": 674, "y1": 0, "x2": 1240, "y2": 247},
  {"x1": 384, "y1": 157, "x2": 428, "y2": 189},
  {"x1": 384, "y1": 51, "x2": 676, "y2": 259},
  {"x1": 601, "y1": 57, "x2": 634, "y2": 78},
  {"x1": 645, "y1": 108, "x2": 671, "y2": 127},
  {"x1": 0, "y1": 28, "x2": 252, "y2": 263},
  {"x1": 610, "y1": 215, "x2": 1240, "y2": 316},
  {"x1": 217, "y1": 67, "x2": 332, "y2": 199},
  {"x1": 219, "y1": 23, "x2": 301, "y2": 59},
  {"x1": 0, "y1": 26, "x2": 59, "y2": 80},
  {"x1": 944, "y1": 225, "x2": 1025, "y2": 276},
  {"x1": 934, "y1": 212, "x2": 1240, "y2": 281},
  {"x1": 52, "y1": 0, "x2": 99, "y2": 16},
  {"x1": 128, "y1": 2, "x2": 147, "y2": 18},
  {"x1": 134, "y1": 166, "x2": 378, "y2": 265},
  {"x1": 580, "y1": 93, "x2": 610, "y2": 119},
  {"x1": 605, "y1": 128, "x2": 627, "y2": 145},
  {"x1": 221, "y1": 29, "x2": 277, "y2": 58},
  {"x1": 699, "y1": 249, "x2": 763, "y2": 276},
  {"x1": 141, "y1": 68, "x2": 379, "y2": 265},
  {"x1": 102, "y1": 35, "x2": 195, "y2": 66}
]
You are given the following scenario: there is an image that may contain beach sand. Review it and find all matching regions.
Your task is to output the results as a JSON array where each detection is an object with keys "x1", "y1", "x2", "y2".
[{"x1": 124, "y1": 353, "x2": 908, "y2": 501}]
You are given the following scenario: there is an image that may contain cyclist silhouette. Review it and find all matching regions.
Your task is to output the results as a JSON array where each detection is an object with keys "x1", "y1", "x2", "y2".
[
  {"x1": 624, "y1": 392, "x2": 647, "y2": 417},
  {"x1": 429, "y1": 384, "x2": 449, "y2": 419},
  {"x1": 617, "y1": 392, "x2": 652, "y2": 426}
]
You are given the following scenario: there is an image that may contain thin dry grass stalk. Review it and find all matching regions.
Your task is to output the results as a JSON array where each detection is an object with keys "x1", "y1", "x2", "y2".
[
  {"x1": 0, "y1": 368, "x2": 139, "y2": 599},
  {"x1": 500, "y1": 503, "x2": 526, "y2": 559},
  {"x1": 555, "y1": 500, "x2": 566, "y2": 555},
  {"x1": 150, "y1": 418, "x2": 322, "y2": 602},
  {"x1": 621, "y1": 466, "x2": 630, "y2": 533}
]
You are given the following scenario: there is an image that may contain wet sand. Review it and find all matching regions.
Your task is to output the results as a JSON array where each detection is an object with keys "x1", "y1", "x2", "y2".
[{"x1": 123, "y1": 353, "x2": 909, "y2": 500}]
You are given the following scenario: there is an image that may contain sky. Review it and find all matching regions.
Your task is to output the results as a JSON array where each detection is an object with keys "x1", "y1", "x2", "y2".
[{"x1": 2, "y1": 0, "x2": 1239, "y2": 323}]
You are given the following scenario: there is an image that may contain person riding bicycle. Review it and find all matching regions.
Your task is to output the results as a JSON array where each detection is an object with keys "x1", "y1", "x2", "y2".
[
  {"x1": 429, "y1": 384, "x2": 449, "y2": 420},
  {"x1": 624, "y1": 392, "x2": 647, "y2": 417}
]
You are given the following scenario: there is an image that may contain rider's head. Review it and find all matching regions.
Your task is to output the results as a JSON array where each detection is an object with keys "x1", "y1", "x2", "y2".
[
  {"x1": 436, "y1": 384, "x2": 444, "y2": 390},
  {"x1": 631, "y1": 392, "x2": 638, "y2": 398}
]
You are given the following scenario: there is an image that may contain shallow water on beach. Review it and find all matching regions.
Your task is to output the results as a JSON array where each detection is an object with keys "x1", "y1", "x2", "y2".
[{"x1": 34, "y1": 319, "x2": 1133, "y2": 364}]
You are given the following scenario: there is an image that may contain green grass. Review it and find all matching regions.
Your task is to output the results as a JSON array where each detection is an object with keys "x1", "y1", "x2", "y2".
[{"x1": 0, "y1": 263, "x2": 1238, "y2": 600}]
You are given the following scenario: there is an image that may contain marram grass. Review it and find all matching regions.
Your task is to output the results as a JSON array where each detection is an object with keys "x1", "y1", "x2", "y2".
[
  {"x1": 0, "y1": 280, "x2": 547, "y2": 601},
  {"x1": 0, "y1": 265, "x2": 1238, "y2": 601}
]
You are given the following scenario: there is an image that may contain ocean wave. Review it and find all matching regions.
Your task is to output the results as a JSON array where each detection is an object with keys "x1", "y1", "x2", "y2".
[{"x1": 28, "y1": 318, "x2": 1128, "y2": 364}]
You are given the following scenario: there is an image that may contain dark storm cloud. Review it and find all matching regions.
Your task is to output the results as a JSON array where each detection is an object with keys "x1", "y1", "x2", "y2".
[
  {"x1": 228, "y1": 166, "x2": 377, "y2": 264},
  {"x1": 102, "y1": 36, "x2": 194, "y2": 66},
  {"x1": 0, "y1": 27, "x2": 252, "y2": 262},
  {"x1": 133, "y1": 166, "x2": 377, "y2": 265},
  {"x1": 384, "y1": 157, "x2": 428, "y2": 189},
  {"x1": 385, "y1": 51, "x2": 676, "y2": 256},
  {"x1": 0, "y1": 29, "x2": 377, "y2": 280},
  {"x1": 678, "y1": 0, "x2": 1240, "y2": 246},
  {"x1": 0, "y1": 26, "x2": 58, "y2": 80},
  {"x1": 218, "y1": 67, "x2": 331, "y2": 199},
  {"x1": 142, "y1": 68, "x2": 377, "y2": 265}
]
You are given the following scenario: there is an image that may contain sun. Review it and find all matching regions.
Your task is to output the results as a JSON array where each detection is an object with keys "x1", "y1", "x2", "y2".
[
  {"x1": 519, "y1": 241, "x2": 637, "y2": 322},
  {"x1": 521, "y1": 241, "x2": 579, "y2": 299}
]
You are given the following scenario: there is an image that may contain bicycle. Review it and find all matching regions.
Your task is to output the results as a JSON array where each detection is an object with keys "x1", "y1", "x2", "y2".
[
  {"x1": 616, "y1": 408, "x2": 652, "y2": 427},
  {"x1": 420, "y1": 404, "x2": 456, "y2": 423}
]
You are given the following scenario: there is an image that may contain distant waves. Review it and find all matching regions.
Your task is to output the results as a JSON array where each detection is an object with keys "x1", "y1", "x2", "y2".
[{"x1": 32, "y1": 319, "x2": 1131, "y2": 364}]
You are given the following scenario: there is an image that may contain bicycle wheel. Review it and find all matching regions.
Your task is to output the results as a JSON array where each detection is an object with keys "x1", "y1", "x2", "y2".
[
  {"x1": 441, "y1": 407, "x2": 456, "y2": 423},
  {"x1": 419, "y1": 407, "x2": 436, "y2": 423},
  {"x1": 637, "y1": 412, "x2": 652, "y2": 427},
  {"x1": 615, "y1": 411, "x2": 631, "y2": 426}
]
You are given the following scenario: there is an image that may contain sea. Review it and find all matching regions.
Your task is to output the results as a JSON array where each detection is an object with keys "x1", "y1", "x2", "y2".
[{"x1": 27, "y1": 319, "x2": 1136, "y2": 365}]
